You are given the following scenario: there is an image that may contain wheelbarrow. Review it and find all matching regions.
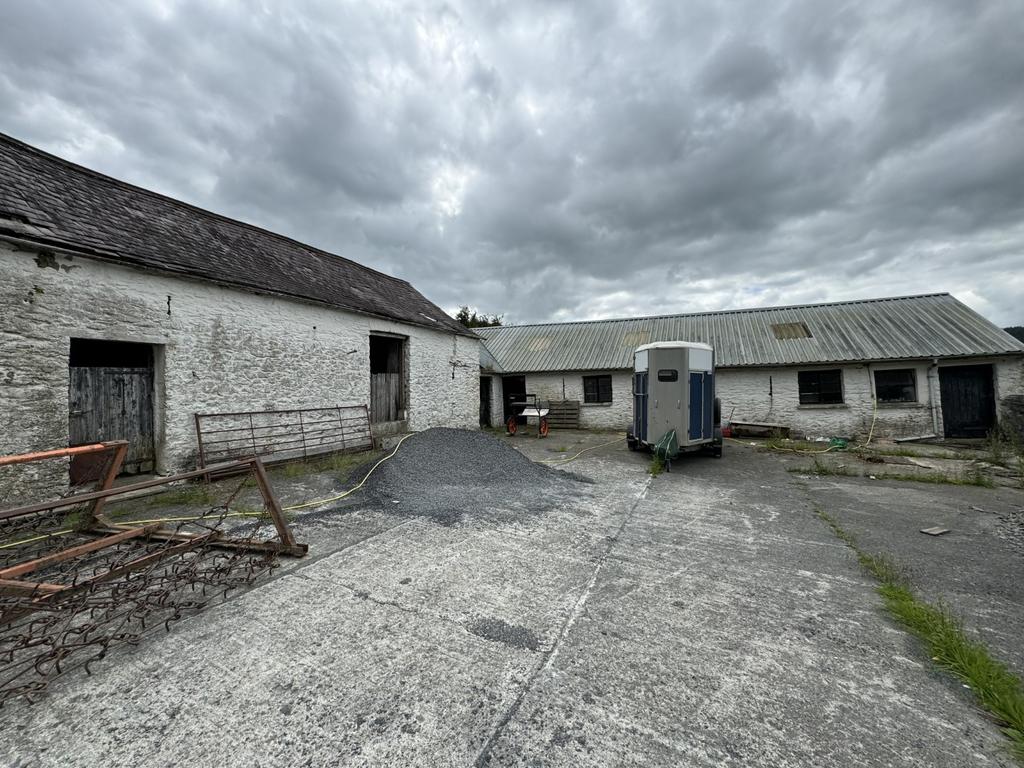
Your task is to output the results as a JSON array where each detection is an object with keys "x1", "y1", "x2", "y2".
[{"x1": 506, "y1": 394, "x2": 550, "y2": 438}]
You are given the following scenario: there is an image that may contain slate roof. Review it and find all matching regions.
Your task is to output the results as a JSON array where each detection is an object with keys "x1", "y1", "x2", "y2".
[
  {"x1": 478, "y1": 294, "x2": 1024, "y2": 372},
  {"x1": 0, "y1": 133, "x2": 472, "y2": 336}
]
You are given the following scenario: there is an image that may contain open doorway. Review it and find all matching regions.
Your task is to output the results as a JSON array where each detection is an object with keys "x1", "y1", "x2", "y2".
[
  {"x1": 480, "y1": 377, "x2": 492, "y2": 427},
  {"x1": 69, "y1": 338, "x2": 156, "y2": 483},
  {"x1": 369, "y1": 334, "x2": 407, "y2": 424}
]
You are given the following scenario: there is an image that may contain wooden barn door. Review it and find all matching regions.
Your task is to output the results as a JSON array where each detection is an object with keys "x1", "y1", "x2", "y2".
[
  {"x1": 69, "y1": 340, "x2": 156, "y2": 483},
  {"x1": 939, "y1": 364, "x2": 996, "y2": 438},
  {"x1": 369, "y1": 334, "x2": 407, "y2": 424}
]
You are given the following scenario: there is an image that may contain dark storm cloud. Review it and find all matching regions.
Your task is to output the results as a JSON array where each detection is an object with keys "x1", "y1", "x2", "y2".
[{"x1": 1, "y1": 0, "x2": 1022, "y2": 325}]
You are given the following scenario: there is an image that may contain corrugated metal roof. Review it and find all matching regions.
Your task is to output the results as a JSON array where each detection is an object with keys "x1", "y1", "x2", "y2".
[{"x1": 478, "y1": 294, "x2": 1024, "y2": 372}]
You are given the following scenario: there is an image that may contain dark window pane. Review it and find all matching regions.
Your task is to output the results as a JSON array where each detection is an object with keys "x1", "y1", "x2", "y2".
[
  {"x1": 798, "y1": 369, "x2": 843, "y2": 405},
  {"x1": 657, "y1": 369, "x2": 678, "y2": 382},
  {"x1": 875, "y1": 369, "x2": 917, "y2": 403},
  {"x1": 583, "y1": 375, "x2": 613, "y2": 403}
]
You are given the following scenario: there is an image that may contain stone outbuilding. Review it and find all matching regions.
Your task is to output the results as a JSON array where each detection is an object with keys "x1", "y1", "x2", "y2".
[
  {"x1": 0, "y1": 133, "x2": 479, "y2": 499},
  {"x1": 479, "y1": 295, "x2": 1024, "y2": 441}
]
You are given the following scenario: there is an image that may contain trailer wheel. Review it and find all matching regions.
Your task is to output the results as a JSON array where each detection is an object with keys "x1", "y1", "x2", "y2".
[
  {"x1": 713, "y1": 397, "x2": 722, "y2": 427},
  {"x1": 627, "y1": 434, "x2": 638, "y2": 451},
  {"x1": 539, "y1": 417, "x2": 549, "y2": 438},
  {"x1": 506, "y1": 416, "x2": 518, "y2": 435}
]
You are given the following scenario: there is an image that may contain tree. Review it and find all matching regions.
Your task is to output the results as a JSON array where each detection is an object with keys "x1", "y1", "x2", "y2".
[
  {"x1": 455, "y1": 306, "x2": 503, "y2": 328},
  {"x1": 1005, "y1": 326, "x2": 1024, "y2": 342}
]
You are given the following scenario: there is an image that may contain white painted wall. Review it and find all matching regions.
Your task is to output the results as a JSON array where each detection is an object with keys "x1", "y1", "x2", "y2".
[
  {"x1": 0, "y1": 243, "x2": 478, "y2": 501},
  {"x1": 521, "y1": 371, "x2": 633, "y2": 430},
  {"x1": 503, "y1": 357, "x2": 1024, "y2": 440}
]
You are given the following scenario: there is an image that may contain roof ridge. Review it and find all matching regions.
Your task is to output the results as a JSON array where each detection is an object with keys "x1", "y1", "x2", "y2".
[
  {"x1": 0, "y1": 131, "x2": 409, "y2": 289},
  {"x1": 484, "y1": 293, "x2": 954, "y2": 330}
]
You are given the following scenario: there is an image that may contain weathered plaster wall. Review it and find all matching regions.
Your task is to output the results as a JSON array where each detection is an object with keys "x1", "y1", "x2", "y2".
[
  {"x1": 508, "y1": 358, "x2": 1024, "y2": 440},
  {"x1": 522, "y1": 371, "x2": 633, "y2": 430},
  {"x1": 717, "y1": 363, "x2": 934, "y2": 439},
  {"x1": 995, "y1": 355, "x2": 1024, "y2": 440},
  {"x1": 480, "y1": 373, "x2": 503, "y2": 428},
  {"x1": 0, "y1": 242, "x2": 478, "y2": 501}
]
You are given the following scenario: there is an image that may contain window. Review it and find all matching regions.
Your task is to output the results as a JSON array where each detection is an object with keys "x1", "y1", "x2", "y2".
[
  {"x1": 798, "y1": 369, "x2": 843, "y2": 405},
  {"x1": 770, "y1": 322, "x2": 813, "y2": 340},
  {"x1": 583, "y1": 374, "x2": 613, "y2": 404},
  {"x1": 657, "y1": 369, "x2": 678, "y2": 382},
  {"x1": 875, "y1": 369, "x2": 917, "y2": 403}
]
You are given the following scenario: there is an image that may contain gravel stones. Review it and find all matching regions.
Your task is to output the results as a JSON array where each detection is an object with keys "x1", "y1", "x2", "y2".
[{"x1": 361, "y1": 428, "x2": 585, "y2": 525}]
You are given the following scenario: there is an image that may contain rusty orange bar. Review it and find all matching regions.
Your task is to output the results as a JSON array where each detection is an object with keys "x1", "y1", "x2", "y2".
[{"x1": 0, "y1": 441, "x2": 127, "y2": 467}]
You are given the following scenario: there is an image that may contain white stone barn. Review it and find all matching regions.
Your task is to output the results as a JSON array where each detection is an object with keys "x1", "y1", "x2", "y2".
[
  {"x1": 479, "y1": 295, "x2": 1024, "y2": 441},
  {"x1": 0, "y1": 133, "x2": 479, "y2": 498}
]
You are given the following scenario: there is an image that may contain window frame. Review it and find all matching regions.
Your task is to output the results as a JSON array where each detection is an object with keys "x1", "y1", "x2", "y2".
[
  {"x1": 874, "y1": 368, "x2": 918, "y2": 404},
  {"x1": 657, "y1": 369, "x2": 678, "y2": 382},
  {"x1": 797, "y1": 369, "x2": 844, "y2": 405},
  {"x1": 582, "y1": 374, "x2": 613, "y2": 404}
]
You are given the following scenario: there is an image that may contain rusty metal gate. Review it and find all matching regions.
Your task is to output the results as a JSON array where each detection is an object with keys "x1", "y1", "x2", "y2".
[
  {"x1": 69, "y1": 366, "x2": 155, "y2": 481},
  {"x1": 194, "y1": 405, "x2": 373, "y2": 472}
]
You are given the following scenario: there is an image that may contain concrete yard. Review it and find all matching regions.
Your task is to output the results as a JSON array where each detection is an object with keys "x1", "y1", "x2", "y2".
[{"x1": 3, "y1": 429, "x2": 1022, "y2": 767}]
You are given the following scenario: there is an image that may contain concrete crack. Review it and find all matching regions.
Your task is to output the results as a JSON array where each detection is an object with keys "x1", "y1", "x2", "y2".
[{"x1": 472, "y1": 477, "x2": 652, "y2": 767}]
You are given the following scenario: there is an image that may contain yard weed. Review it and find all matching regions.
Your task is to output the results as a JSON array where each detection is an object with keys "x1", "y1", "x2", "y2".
[
  {"x1": 815, "y1": 509, "x2": 1024, "y2": 762},
  {"x1": 649, "y1": 456, "x2": 665, "y2": 476}
]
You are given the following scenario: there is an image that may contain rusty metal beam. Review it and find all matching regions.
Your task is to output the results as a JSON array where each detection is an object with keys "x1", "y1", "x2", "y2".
[
  {"x1": 0, "y1": 578, "x2": 65, "y2": 596},
  {"x1": 92, "y1": 526, "x2": 307, "y2": 557},
  {"x1": 88, "y1": 441, "x2": 128, "y2": 525},
  {"x1": 0, "y1": 524, "x2": 160, "y2": 580},
  {"x1": 0, "y1": 459, "x2": 252, "y2": 521},
  {"x1": 0, "y1": 441, "x2": 127, "y2": 467}
]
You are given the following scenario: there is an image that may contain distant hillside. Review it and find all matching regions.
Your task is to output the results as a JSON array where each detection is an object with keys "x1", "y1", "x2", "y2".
[{"x1": 1005, "y1": 326, "x2": 1024, "y2": 342}]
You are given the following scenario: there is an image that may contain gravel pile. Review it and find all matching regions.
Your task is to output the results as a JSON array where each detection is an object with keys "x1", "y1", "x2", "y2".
[{"x1": 361, "y1": 428, "x2": 586, "y2": 525}]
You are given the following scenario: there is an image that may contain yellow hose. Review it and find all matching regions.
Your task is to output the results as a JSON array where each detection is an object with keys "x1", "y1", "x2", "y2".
[
  {"x1": 0, "y1": 434, "x2": 415, "y2": 549},
  {"x1": 539, "y1": 436, "x2": 624, "y2": 464},
  {"x1": 281, "y1": 432, "x2": 414, "y2": 511}
]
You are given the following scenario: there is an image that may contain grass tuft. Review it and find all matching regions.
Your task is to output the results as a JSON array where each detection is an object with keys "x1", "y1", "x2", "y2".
[
  {"x1": 649, "y1": 456, "x2": 665, "y2": 476},
  {"x1": 816, "y1": 509, "x2": 1024, "y2": 762},
  {"x1": 145, "y1": 484, "x2": 218, "y2": 508}
]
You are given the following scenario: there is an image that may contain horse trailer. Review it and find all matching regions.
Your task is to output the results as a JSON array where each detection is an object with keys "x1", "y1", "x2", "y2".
[{"x1": 627, "y1": 341, "x2": 722, "y2": 459}]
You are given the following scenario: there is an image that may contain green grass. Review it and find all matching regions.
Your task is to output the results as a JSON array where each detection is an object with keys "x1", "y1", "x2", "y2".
[
  {"x1": 789, "y1": 460, "x2": 996, "y2": 488},
  {"x1": 786, "y1": 457, "x2": 857, "y2": 477},
  {"x1": 880, "y1": 468, "x2": 995, "y2": 488},
  {"x1": 649, "y1": 456, "x2": 665, "y2": 476},
  {"x1": 276, "y1": 450, "x2": 380, "y2": 478},
  {"x1": 145, "y1": 483, "x2": 219, "y2": 508},
  {"x1": 816, "y1": 509, "x2": 1024, "y2": 762}
]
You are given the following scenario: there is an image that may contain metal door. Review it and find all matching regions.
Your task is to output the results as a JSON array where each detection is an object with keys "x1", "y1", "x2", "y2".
[
  {"x1": 633, "y1": 372, "x2": 648, "y2": 442},
  {"x1": 69, "y1": 367, "x2": 155, "y2": 481},
  {"x1": 651, "y1": 348, "x2": 686, "y2": 440},
  {"x1": 939, "y1": 365, "x2": 996, "y2": 438}
]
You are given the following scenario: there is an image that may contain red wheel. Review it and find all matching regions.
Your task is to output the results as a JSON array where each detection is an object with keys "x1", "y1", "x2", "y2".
[
  {"x1": 539, "y1": 417, "x2": 549, "y2": 438},
  {"x1": 506, "y1": 416, "x2": 518, "y2": 435}
]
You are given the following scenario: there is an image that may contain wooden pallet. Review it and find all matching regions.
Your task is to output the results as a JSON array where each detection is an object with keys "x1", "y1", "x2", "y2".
[{"x1": 546, "y1": 400, "x2": 581, "y2": 429}]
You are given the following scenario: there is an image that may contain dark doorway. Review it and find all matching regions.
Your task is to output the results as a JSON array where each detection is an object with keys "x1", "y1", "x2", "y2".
[
  {"x1": 369, "y1": 334, "x2": 407, "y2": 424},
  {"x1": 939, "y1": 364, "x2": 996, "y2": 438},
  {"x1": 69, "y1": 338, "x2": 156, "y2": 482},
  {"x1": 480, "y1": 377, "x2": 492, "y2": 427},
  {"x1": 502, "y1": 375, "x2": 526, "y2": 424}
]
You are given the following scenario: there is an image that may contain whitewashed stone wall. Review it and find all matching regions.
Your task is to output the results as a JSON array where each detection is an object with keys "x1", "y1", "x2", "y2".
[
  {"x1": 522, "y1": 371, "x2": 633, "y2": 430},
  {"x1": 718, "y1": 363, "x2": 934, "y2": 440},
  {"x1": 480, "y1": 374, "x2": 503, "y2": 428},
  {"x1": 505, "y1": 357, "x2": 1024, "y2": 440},
  {"x1": 0, "y1": 242, "x2": 478, "y2": 501}
]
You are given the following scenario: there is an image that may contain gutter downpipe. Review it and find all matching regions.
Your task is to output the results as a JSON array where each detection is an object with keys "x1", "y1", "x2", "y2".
[{"x1": 927, "y1": 358, "x2": 941, "y2": 438}]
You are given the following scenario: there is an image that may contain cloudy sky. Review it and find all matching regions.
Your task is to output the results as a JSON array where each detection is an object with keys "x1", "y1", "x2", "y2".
[{"x1": 2, "y1": 1, "x2": 1022, "y2": 326}]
